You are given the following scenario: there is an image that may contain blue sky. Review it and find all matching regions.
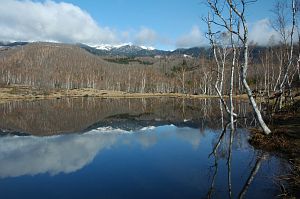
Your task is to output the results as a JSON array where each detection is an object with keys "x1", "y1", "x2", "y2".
[
  {"x1": 0, "y1": 0, "x2": 280, "y2": 50},
  {"x1": 60, "y1": 0, "x2": 274, "y2": 29}
]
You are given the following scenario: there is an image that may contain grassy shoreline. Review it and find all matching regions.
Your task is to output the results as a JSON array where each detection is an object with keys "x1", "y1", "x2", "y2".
[{"x1": 0, "y1": 84, "x2": 249, "y2": 103}]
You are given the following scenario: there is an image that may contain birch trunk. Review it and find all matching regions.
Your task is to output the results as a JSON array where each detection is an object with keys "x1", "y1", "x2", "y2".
[{"x1": 242, "y1": 43, "x2": 271, "y2": 134}]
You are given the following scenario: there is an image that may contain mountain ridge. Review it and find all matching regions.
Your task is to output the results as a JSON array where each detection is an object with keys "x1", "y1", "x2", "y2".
[
  {"x1": 0, "y1": 41, "x2": 208, "y2": 58},
  {"x1": 79, "y1": 43, "x2": 209, "y2": 57}
]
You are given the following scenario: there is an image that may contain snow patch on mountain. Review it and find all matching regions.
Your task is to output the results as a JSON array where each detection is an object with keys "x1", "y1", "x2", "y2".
[
  {"x1": 140, "y1": 46, "x2": 155, "y2": 50},
  {"x1": 92, "y1": 43, "x2": 155, "y2": 51}
]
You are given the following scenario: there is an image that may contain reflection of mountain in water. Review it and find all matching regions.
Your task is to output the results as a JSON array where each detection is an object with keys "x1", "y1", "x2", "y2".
[
  {"x1": 0, "y1": 98, "x2": 252, "y2": 136},
  {"x1": 0, "y1": 125, "x2": 203, "y2": 178}
]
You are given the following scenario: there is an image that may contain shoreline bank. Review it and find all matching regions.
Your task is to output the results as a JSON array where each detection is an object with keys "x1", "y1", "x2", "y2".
[{"x1": 0, "y1": 85, "x2": 248, "y2": 103}]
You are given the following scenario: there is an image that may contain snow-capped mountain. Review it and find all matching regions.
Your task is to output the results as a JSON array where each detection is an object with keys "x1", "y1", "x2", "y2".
[
  {"x1": 93, "y1": 44, "x2": 115, "y2": 51},
  {"x1": 0, "y1": 41, "x2": 208, "y2": 58},
  {"x1": 80, "y1": 43, "x2": 170, "y2": 57},
  {"x1": 140, "y1": 46, "x2": 155, "y2": 50},
  {"x1": 92, "y1": 43, "x2": 155, "y2": 51}
]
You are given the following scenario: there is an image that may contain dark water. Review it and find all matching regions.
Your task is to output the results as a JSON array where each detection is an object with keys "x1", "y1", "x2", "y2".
[{"x1": 0, "y1": 98, "x2": 290, "y2": 199}]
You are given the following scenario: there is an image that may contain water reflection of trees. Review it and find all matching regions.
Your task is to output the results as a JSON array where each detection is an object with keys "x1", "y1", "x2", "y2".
[
  {"x1": 207, "y1": 117, "x2": 267, "y2": 199},
  {"x1": 0, "y1": 98, "x2": 252, "y2": 135}
]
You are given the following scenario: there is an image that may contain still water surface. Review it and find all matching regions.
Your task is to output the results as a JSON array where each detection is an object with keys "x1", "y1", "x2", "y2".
[{"x1": 0, "y1": 98, "x2": 290, "y2": 199}]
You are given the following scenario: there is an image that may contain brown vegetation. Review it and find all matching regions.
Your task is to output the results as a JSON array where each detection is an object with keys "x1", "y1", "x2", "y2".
[
  {"x1": 0, "y1": 42, "x2": 216, "y2": 94},
  {"x1": 249, "y1": 98, "x2": 300, "y2": 198},
  {"x1": 249, "y1": 129, "x2": 300, "y2": 198},
  {"x1": 0, "y1": 84, "x2": 222, "y2": 104},
  {"x1": 1, "y1": 41, "x2": 299, "y2": 99}
]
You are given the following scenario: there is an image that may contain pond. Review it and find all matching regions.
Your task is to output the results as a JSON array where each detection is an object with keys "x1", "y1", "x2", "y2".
[{"x1": 0, "y1": 98, "x2": 290, "y2": 199}]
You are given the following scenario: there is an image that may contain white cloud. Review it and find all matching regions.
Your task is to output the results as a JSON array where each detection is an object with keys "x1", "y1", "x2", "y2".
[
  {"x1": 0, "y1": 0, "x2": 206, "y2": 49},
  {"x1": 176, "y1": 26, "x2": 207, "y2": 48},
  {"x1": 0, "y1": 1, "x2": 171, "y2": 48},
  {"x1": 134, "y1": 27, "x2": 158, "y2": 46},
  {"x1": 0, "y1": 0, "x2": 118, "y2": 45},
  {"x1": 248, "y1": 18, "x2": 280, "y2": 46}
]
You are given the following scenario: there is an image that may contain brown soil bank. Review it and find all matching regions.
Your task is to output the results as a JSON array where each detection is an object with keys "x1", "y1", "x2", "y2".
[{"x1": 249, "y1": 100, "x2": 300, "y2": 198}]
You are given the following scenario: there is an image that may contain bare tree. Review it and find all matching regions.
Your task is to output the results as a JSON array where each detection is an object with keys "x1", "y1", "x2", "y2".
[
  {"x1": 207, "y1": 0, "x2": 271, "y2": 134},
  {"x1": 272, "y1": 0, "x2": 297, "y2": 110},
  {"x1": 206, "y1": 14, "x2": 238, "y2": 118}
]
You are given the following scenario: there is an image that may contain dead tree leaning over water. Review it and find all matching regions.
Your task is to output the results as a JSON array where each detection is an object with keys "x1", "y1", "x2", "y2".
[{"x1": 207, "y1": 0, "x2": 271, "y2": 134}]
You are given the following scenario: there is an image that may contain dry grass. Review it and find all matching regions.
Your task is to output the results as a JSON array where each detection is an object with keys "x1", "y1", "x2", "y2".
[
  {"x1": 0, "y1": 84, "x2": 222, "y2": 103},
  {"x1": 249, "y1": 126, "x2": 300, "y2": 198},
  {"x1": 0, "y1": 85, "x2": 256, "y2": 104},
  {"x1": 249, "y1": 96, "x2": 300, "y2": 198},
  {"x1": 250, "y1": 131, "x2": 300, "y2": 198},
  {"x1": 249, "y1": 130, "x2": 296, "y2": 153}
]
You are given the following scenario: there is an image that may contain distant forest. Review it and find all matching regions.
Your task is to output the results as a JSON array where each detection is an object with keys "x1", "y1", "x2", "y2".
[{"x1": 0, "y1": 42, "x2": 299, "y2": 96}]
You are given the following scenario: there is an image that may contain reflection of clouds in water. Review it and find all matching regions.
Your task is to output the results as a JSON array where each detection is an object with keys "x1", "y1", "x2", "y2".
[
  {"x1": 0, "y1": 125, "x2": 204, "y2": 178},
  {"x1": 134, "y1": 125, "x2": 203, "y2": 149},
  {"x1": 174, "y1": 127, "x2": 203, "y2": 150},
  {"x1": 0, "y1": 132, "x2": 119, "y2": 178},
  {"x1": 135, "y1": 133, "x2": 158, "y2": 148}
]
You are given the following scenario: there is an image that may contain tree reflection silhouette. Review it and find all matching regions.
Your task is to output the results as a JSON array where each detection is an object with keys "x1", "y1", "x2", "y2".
[{"x1": 207, "y1": 120, "x2": 266, "y2": 199}]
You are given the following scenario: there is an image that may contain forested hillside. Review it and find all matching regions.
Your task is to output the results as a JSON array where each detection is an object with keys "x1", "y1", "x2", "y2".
[
  {"x1": 0, "y1": 42, "x2": 299, "y2": 96},
  {"x1": 0, "y1": 42, "x2": 211, "y2": 94}
]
